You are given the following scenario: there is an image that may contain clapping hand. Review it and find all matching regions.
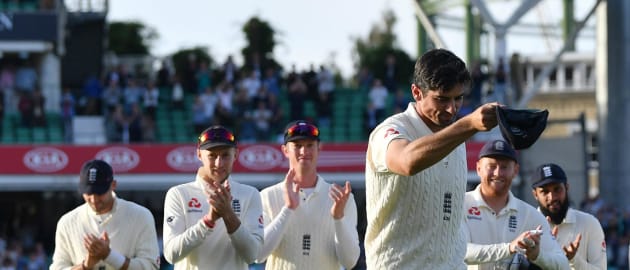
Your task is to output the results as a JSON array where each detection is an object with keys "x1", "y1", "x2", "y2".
[
  {"x1": 283, "y1": 169, "x2": 301, "y2": 210},
  {"x1": 548, "y1": 216, "x2": 582, "y2": 260},
  {"x1": 330, "y1": 181, "x2": 352, "y2": 220}
]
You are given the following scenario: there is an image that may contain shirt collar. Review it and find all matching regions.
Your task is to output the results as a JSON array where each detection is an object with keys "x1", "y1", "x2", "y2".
[{"x1": 471, "y1": 185, "x2": 519, "y2": 213}]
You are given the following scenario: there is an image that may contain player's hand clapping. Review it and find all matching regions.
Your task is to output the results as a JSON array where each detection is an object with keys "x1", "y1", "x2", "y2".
[{"x1": 330, "y1": 181, "x2": 352, "y2": 220}]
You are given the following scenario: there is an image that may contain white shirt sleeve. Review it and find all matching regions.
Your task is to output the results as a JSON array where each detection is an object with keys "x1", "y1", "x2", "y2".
[
  {"x1": 256, "y1": 206, "x2": 294, "y2": 263},
  {"x1": 333, "y1": 195, "x2": 360, "y2": 269},
  {"x1": 162, "y1": 188, "x2": 214, "y2": 264},
  {"x1": 529, "y1": 217, "x2": 571, "y2": 269},
  {"x1": 126, "y1": 208, "x2": 161, "y2": 270},
  {"x1": 50, "y1": 217, "x2": 75, "y2": 270},
  {"x1": 569, "y1": 215, "x2": 607, "y2": 270},
  {"x1": 227, "y1": 190, "x2": 264, "y2": 264},
  {"x1": 464, "y1": 242, "x2": 513, "y2": 264}
]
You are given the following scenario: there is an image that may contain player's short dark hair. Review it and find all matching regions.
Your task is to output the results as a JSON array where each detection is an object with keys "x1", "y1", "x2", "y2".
[{"x1": 413, "y1": 48, "x2": 471, "y2": 94}]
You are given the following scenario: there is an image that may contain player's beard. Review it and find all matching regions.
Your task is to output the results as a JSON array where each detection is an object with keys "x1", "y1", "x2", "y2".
[{"x1": 540, "y1": 195, "x2": 570, "y2": 225}]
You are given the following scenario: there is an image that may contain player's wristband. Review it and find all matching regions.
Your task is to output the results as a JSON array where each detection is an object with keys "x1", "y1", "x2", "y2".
[
  {"x1": 104, "y1": 249, "x2": 126, "y2": 269},
  {"x1": 203, "y1": 215, "x2": 216, "y2": 229}
]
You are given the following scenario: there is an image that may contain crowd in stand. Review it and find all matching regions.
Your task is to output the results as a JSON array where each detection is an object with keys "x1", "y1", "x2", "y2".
[
  {"x1": 70, "y1": 54, "x2": 413, "y2": 144},
  {"x1": 0, "y1": 238, "x2": 48, "y2": 270}
]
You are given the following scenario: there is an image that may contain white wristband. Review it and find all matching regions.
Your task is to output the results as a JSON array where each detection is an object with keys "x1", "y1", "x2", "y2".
[{"x1": 104, "y1": 249, "x2": 126, "y2": 269}]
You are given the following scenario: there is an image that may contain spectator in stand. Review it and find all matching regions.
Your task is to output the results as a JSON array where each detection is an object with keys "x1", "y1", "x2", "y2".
[
  {"x1": 383, "y1": 54, "x2": 398, "y2": 93},
  {"x1": 14, "y1": 59, "x2": 37, "y2": 94},
  {"x1": 492, "y1": 58, "x2": 508, "y2": 105},
  {"x1": 60, "y1": 87, "x2": 75, "y2": 143},
  {"x1": 222, "y1": 55, "x2": 237, "y2": 85},
  {"x1": 17, "y1": 91, "x2": 33, "y2": 127},
  {"x1": 102, "y1": 78, "x2": 122, "y2": 116},
  {"x1": 303, "y1": 64, "x2": 319, "y2": 102},
  {"x1": 469, "y1": 60, "x2": 487, "y2": 109},
  {"x1": 127, "y1": 103, "x2": 144, "y2": 143},
  {"x1": 143, "y1": 80, "x2": 159, "y2": 122},
  {"x1": 82, "y1": 74, "x2": 103, "y2": 115},
  {"x1": 233, "y1": 88, "x2": 257, "y2": 143},
  {"x1": 316, "y1": 92, "x2": 332, "y2": 129},
  {"x1": 287, "y1": 73, "x2": 307, "y2": 121},
  {"x1": 200, "y1": 86, "x2": 219, "y2": 127},
  {"x1": 251, "y1": 100, "x2": 273, "y2": 141},
  {"x1": 156, "y1": 60, "x2": 172, "y2": 89},
  {"x1": 215, "y1": 80, "x2": 235, "y2": 127},
  {"x1": 107, "y1": 104, "x2": 126, "y2": 142},
  {"x1": 0, "y1": 62, "x2": 15, "y2": 115},
  {"x1": 363, "y1": 101, "x2": 378, "y2": 137},
  {"x1": 392, "y1": 88, "x2": 408, "y2": 114},
  {"x1": 241, "y1": 71, "x2": 262, "y2": 101},
  {"x1": 192, "y1": 95, "x2": 208, "y2": 135},
  {"x1": 263, "y1": 67, "x2": 281, "y2": 97},
  {"x1": 317, "y1": 65, "x2": 335, "y2": 101},
  {"x1": 171, "y1": 75, "x2": 185, "y2": 110},
  {"x1": 182, "y1": 55, "x2": 198, "y2": 94},
  {"x1": 26, "y1": 89, "x2": 44, "y2": 127},
  {"x1": 196, "y1": 60, "x2": 212, "y2": 94},
  {"x1": 267, "y1": 93, "x2": 285, "y2": 141},
  {"x1": 356, "y1": 66, "x2": 374, "y2": 92},
  {"x1": 368, "y1": 79, "x2": 388, "y2": 122},
  {"x1": 122, "y1": 79, "x2": 144, "y2": 110}
]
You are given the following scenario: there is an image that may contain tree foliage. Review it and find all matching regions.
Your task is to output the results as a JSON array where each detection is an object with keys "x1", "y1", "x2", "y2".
[
  {"x1": 241, "y1": 16, "x2": 281, "y2": 72},
  {"x1": 107, "y1": 21, "x2": 158, "y2": 55},
  {"x1": 352, "y1": 10, "x2": 414, "y2": 88},
  {"x1": 170, "y1": 47, "x2": 213, "y2": 77}
]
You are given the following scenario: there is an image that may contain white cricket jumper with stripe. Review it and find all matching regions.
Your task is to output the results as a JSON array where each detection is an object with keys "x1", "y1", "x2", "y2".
[
  {"x1": 257, "y1": 175, "x2": 360, "y2": 270},
  {"x1": 365, "y1": 103, "x2": 468, "y2": 270},
  {"x1": 50, "y1": 195, "x2": 160, "y2": 270}
]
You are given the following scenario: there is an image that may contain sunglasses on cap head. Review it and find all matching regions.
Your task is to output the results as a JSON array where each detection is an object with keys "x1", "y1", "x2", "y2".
[
  {"x1": 198, "y1": 127, "x2": 235, "y2": 145},
  {"x1": 284, "y1": 122, "x2": 320, "y2": 142}
]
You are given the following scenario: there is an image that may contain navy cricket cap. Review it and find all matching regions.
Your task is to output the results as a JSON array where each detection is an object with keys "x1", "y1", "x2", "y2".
[
  {"x1": 78, "y1": 159, "x2": 114, "y2": 195},
  {"x1": 496, "y1": 107, "x2": 549, "y2": 150},
  {"x1": 478, "y1": 139, "x2": 518, "y2": 162},
  {"x1": 531, "y1": 163, "x2": 567, "y2": 189},
  {"x1": 198, "y1": 126, "x2": 237, "y2": 150},
  {"x1": 283, "y1": 120, "x2": 320, "y2": 144}
]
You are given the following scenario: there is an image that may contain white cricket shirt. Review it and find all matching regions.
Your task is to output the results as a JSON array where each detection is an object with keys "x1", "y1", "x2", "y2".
[
  {"x1": 464, "y1": 185, "x2": 570, "y2": 269},
  {"x1": 162, "y1": 176, "x2": 263, "y2": 270}
]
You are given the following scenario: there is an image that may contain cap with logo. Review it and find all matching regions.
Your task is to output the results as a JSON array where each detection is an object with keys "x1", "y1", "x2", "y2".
[
  {"x1": 531, "y1": 163, "x2": 567, "y2": 189},
  {"x1": 496, "y1": 106, "x2": 549, "y2": 150},
  {"x1": 283, "y1": 120, "x2": 320, "y2": 144},
  {"x1": 478, "y1": 139, "x2": 518, "y2": 162},
  {"x1": 78, "y1": 159, "x2": 114, "y2": 195},
  {"x1": 198, "y1": 126, "x2": 237, "y2": 150}
]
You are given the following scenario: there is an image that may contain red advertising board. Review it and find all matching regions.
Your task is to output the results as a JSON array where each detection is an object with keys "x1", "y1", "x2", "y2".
[{"x1": 0, "y1": 142, "x2": 484, "y2": 175}]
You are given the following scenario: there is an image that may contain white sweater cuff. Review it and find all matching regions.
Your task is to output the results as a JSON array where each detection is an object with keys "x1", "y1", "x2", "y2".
[{"x1": 104, "y1": 249, "x2": 126, "y2": 269}]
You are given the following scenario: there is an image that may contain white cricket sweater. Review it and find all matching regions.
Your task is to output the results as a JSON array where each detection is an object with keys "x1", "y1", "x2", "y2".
[
  {"x1": 162, "y1": 176, "x2": 263, "y2": 270},
  {"x1": 365, "y1": 103, "x2": 467, "y2": 270},
  {"x1": 50, "y1": 195, "x2": 160, "y2": 270},
  {"x1": 257, "y1": 176, "x2": 360, "y2": 270},
  {"x1": 464, "y1": 186, "x2": 570, "y2": 269},
  {"x1": 548, "y1": 208, "x2": 607, "y2": 270}
]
